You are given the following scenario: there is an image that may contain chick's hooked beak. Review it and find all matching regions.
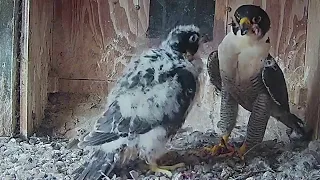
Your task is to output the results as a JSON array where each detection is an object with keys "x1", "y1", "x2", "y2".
[
  {"x1": 239, "y1": 17, "x2": 251, "y2": 35},
  {"x1": 185, "y1": 34, "x2": 208, "y2": 61}
]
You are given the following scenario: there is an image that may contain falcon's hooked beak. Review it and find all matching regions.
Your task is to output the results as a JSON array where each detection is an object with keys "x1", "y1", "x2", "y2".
[
  {"x1": 234, "y1": 5, "x2": 270, "y2": 39},
  {"x1": 239, "y1": 17, "x2": 251, "y2": 35}
]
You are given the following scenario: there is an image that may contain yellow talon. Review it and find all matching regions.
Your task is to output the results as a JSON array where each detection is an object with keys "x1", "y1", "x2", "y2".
[
  {"x1": 204, "y1": 134, "x2": 231, "y2": 155},
  {"x1": 204, "y1": 145, "x2": 220, "y2": 155},
  {"x1": 149, "y1": 163, "x2": 185, "y2": 177},
  {"x1": 237, "y1": 143, "x2": 247, "y2": 160},
  {"x1": 158, "y1": 162, "x2": 185, "y2": 170}
]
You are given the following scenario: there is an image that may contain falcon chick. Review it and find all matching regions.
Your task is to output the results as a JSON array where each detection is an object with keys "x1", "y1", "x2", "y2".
[
  {"x1": 205, "y1": 5, "x2": 308, "y2": 159},
  {"x1": 73, "y1": 25, "x2": 203, "y2": 179}
]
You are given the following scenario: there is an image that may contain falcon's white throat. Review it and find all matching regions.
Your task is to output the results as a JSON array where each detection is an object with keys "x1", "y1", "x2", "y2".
[{"x1": 218, "y1": 26, "x2": 271, "y2": 82}]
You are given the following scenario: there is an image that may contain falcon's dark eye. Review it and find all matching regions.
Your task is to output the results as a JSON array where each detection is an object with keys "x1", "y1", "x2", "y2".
[
  {"x1": 253, "y1": 16, "x2": 261, "y2": 23},
  {"x1": 189, "y1": 34, "x2": 199, "y2": 43},
  {"x1": 264, "y1": 59, "x2": 275, "y2": 67}
]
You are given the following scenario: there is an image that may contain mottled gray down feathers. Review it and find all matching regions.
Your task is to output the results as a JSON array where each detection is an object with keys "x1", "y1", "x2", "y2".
[
  {"x1": 207, "y1": 50, "x2": 308, "y2": 139},
  {"x1": 78, "y1": 50, "x2": 199, "y2": 149},
  {"x1": 73, "y1": 25, "x2": 202, "y2": 180}
]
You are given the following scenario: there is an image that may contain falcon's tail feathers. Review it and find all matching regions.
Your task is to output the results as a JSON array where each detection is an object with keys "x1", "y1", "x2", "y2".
[
  {"x1": 279, "y1": 112, "x2": 312, "y2": 141},
  {"x1": 73, "y1": 149, "x2": 119, "y2": 180}
]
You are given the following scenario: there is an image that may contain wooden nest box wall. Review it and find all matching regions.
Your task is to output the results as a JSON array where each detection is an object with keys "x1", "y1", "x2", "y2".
[
  {"x1": 0, "y1": 0, "x2": 215, "y2": 138},
  {"x1": 1, "y1": 0, "x2": 320, "y2": 140}
]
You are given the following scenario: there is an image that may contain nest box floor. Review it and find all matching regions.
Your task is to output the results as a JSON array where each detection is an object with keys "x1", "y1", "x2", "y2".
[{"x1": 0, "y1": 130, "x2": 320, "y2": 179}]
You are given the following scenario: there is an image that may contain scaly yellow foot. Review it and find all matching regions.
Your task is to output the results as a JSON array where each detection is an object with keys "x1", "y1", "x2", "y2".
[
  {"x1": 236, "y1": 143, "x2": 247, "y2": 160},
  {"x1": 204, "y1": 134, "x2": 234, "y2": 156},
  {"x1": 149, "y1": 163, "x2": 185, "y2": 177}
]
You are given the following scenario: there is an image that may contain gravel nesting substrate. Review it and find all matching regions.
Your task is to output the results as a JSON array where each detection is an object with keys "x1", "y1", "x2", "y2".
[{"x1": 1, "y1": 131, "x2": 320, "y2": 180}]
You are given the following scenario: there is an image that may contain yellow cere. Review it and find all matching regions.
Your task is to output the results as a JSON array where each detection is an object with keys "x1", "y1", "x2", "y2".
[{"x1": 240, "y1": 17, "x2": 251, "y2": 25}]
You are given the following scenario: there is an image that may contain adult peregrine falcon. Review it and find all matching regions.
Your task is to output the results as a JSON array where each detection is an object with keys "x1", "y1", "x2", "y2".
[
  {"x1": 205, "y1": 5, "x2": 307, "y2": 159},
  {"x1": 73, "y1": 25, "x2": 203, "y2": 179}
]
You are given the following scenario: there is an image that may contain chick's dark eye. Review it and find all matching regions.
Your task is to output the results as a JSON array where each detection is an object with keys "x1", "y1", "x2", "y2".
[{"x1": 189, "y1": 34, "x2": 198, "y2": 43}]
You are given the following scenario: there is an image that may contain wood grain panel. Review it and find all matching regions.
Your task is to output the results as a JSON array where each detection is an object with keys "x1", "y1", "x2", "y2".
[
  {"x1": 227, "y1": 0, "x2": 308, "y2": 110},
  {"x1": 211, "y1": 0, "x2": 228, "y2": 50},
  {"x1": 52, "y1": 0, "x2": 150, "y2": 90},
  {"x1": 58, "y1": 79, "x2": 109, "y2": 94},
  {"x1": 45, "y1": 0, "x2": 150, "y2": 137},
  {"x1": 20, "y1": 0, "x2": 53, "y2": 138},
  {"x1": 305, "y1": 0, "x2": 320, "y2": 139}
]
